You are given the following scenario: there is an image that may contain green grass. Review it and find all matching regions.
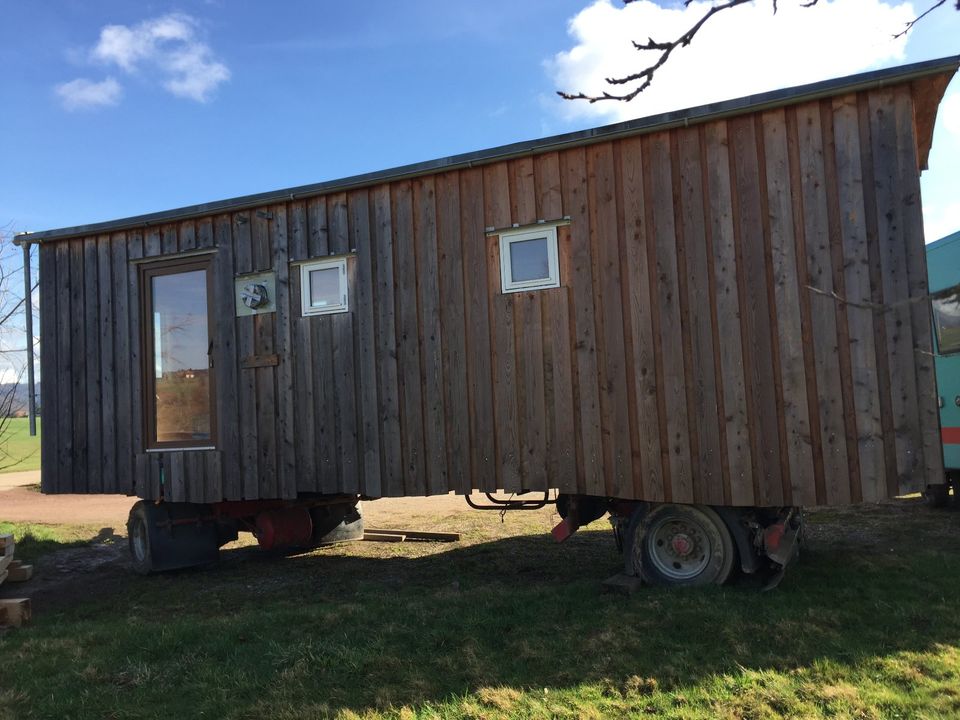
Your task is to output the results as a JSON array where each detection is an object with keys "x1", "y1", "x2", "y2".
[
  {"x1": 0, "y1": 417, "x2": 41, "y2": 473},
  {"x1": 0, "y1": 521, "x2": 102, "y2": 564},
  {"x1": 1, "y1": 501, "x2": 960, "y2": 719}
]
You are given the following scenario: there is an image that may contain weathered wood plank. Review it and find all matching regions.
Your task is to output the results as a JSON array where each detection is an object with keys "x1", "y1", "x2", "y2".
[
  {"x1": 252, "y1": 210, "x2": 277, "y2": 499},
  {"x1": 484, "y1": 163, "x2": 522, "y2": 492},
  {"x1": 830, "y1": 96, "x2": 887, "y2": 502},
  {"x1": 372, "y1": 184, "x2": 403, "y2": 496},
  {"x1": 515, "y1": 292, "x2": 547, "y2": 489},
  {"x1": 534, "y1": 152, "x2": 563, "y2": 220},
  {"x1": 894, "y1": 86, "x2": 943, "y2": 492},
  {"x1": 676, "y1": 128, "x2": 726, "y2": 505},
  {"x1": 459, "y1": 168, "x2": 497, "y2": 492},
  {"x1": 644, "y1": 132, "x2": 693, "y2": 503},
  {"x1": 333, "y1": 271, "x2": 360, "y2": 495},
  {"x1": 39, "y1": 245, "x2": 59, "y2": 493},
  {"x1": 168, "y1": 451, "x2": 186, "y2": 503},
  {"x1": 704, "y1": 123, "x2": 752, "y2": 505},
  {"x1": 232, "y1": 213, "x2": 260, "y2": 500},
  {"x1": 97, "y1": 235, "x2": 116, "y2": 494},
  {"x1": 855, "y1": 94, "x2": 900, "y2": 498},
  {"x1": 618, "y1": 137, "x2": 665, "y2": 502},
  {"x1": 510, "y1": 156, "x2": 538, "y2": 226},
  {"x1": 69, "y1": 240, "x2": 87, "y2": 493},
  {"x1": 307, "y1": 197, "x2": 329, "y2": 259},
  {"x1": 349, "y1": 190, "x2": 382, "y2": 496},
  {"x1": 435, "y1": 171, "x2": 470, "y2": 494},
  {"x1": 795, "y1": 102, "x2": 851, "y2": 506},
  {"x1": 83, "y1": 238, "x2": 101, "y2": 494},
  {"x1": 587, "y1": 143, "x2": 632, "y2": 498},
  {"x1": 413, "y1": 177, "x2": 449, "y2": 495},
  {"x1": 541, "y1": 286, "x2": 577, "y2": 492},
  {"x1": 328, "y1": 193, "x2": 349, "y2": 255},
  {"x1": 196, "y1": 217, "x2": 214, "y2": 250},
  {"x1": 212, "y1": 215, "x2": 241, "y2": 500},
  {"x1": 272, "y1": 205, "x2": 296, "y2": 499},
  {"x1": 559, "y1": 148, "x2": 604, "y2": 496},
  {"x1": 110, "y1": 234, "x2": 133, "y2": 495},
  {"x1": 393, "y1": 181, "x2": 426, "y2": 495},
  {"x1": 179, "y1": 220, "x2": 197, "y2": 252},
  {"x1": 729, "y1": 117, "x2": 786, "y2": 506},
  {"x1": 128, "y1": 231, "x2": 145, "y2": 497},
  {"x1": 761, "y1": 109, "x2": 816, "y2": 505},
  {"x1": 161, "y1": 224, "x2": 177, "y2": 256}
]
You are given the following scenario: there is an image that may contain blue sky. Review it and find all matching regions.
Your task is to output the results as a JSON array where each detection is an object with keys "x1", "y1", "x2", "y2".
[{"x1": 0, "y1": 0, "x2": 958, "y2": 380}]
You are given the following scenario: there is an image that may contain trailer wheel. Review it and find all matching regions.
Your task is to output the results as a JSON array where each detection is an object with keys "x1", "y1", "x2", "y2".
[
  {"x1": 627, "y1": 504, "x2": 735, "y2": 586},
  {"x1": 127, "y1": 501, "x2": 155, "y2": 575},
  {"x1": 925, "y1": 483, "x2": 950, "y2": 508}
]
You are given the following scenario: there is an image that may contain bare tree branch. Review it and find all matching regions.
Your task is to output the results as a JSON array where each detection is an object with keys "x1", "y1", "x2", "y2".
[
  {"x1": 894, "y1": 0, "x2": 947, "y2": 38},
  {"x1": 559, "y1": 0, "x2": 953, "y2": 105}
]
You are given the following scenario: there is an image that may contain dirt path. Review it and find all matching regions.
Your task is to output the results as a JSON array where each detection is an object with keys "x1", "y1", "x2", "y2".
[{"x1": 0, "y1": 485, "x2": 480, "y2": 527}]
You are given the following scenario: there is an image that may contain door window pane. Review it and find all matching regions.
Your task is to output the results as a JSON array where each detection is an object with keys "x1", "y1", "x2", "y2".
[
  {"x1": 509, "y1": 237, "x2": 550, "y2": 282},
  {"x1": 152, "y1": 269, "x2": 211, "y2": 444}
]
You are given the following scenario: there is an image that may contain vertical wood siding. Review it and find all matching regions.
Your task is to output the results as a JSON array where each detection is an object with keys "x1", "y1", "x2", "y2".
[{"x1": 39, "y1": 81, "x2": 944, "y2": 506}]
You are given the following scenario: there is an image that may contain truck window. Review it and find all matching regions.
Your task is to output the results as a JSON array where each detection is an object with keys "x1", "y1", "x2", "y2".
[{"x1": 932, "y1": 289, "x2": 960, "y2": 355}]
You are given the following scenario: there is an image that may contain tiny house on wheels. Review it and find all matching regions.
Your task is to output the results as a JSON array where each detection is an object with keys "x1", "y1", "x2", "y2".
[{"x1": 17, "y1": 56, "x2": 959, "y2": 586}]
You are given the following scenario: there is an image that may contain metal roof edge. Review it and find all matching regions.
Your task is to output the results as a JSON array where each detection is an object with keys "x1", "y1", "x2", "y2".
[
  {"x1": 926, "y1": 229, "x2": 960, "y2": 252},
  {"x1": 16, "y1": 54, "x2": 960, "y2": 245}
]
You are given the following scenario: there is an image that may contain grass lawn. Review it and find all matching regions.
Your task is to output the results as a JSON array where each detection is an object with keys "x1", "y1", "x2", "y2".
[
  {"x1": 1, "y1": 500, "x2": 959, "y2": 719},
  {"x1": 0, "y1": 417, "x2": 41, "y2": 473}
]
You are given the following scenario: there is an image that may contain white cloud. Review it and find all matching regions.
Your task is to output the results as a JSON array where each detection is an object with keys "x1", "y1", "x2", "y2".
[
  {"x1": 92, "y1": 13, "x2": 230, "y2": 102},
  {"x1": 54, "y1": 77, "x2": 122, "y2": 111},
  {"x1": 547, "y1": 0, "x2": 915, "y2": 123},
  {"x1": 56, "y1": 13, "x2": 229, "y2": 109}
]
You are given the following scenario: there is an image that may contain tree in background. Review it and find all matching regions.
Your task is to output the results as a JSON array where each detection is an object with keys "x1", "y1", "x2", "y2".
[
  {"x1": 0, "y1": 223, "x2": 39, "y2": 469},
  {"x1": 559, "y1": 0, "x2": 960, "y2": 104}
]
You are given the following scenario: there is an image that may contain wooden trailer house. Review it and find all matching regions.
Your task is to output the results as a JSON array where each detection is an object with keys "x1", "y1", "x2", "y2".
[{"x1": 18, "y1": 56, "x2": 959, "y2": 583}]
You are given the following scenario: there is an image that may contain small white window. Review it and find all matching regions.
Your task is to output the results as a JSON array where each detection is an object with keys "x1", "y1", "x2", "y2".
[
  {"x1": 300, "y1": 257, "x2": 348, "y2": 316},
  {"x1": 499, "y1": 226, "x2": 560, "y2": 294}
]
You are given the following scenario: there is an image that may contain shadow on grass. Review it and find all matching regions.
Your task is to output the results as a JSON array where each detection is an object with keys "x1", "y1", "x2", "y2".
[{"x1": 1, "y1": 500, "x2": 958, "y2": 717}]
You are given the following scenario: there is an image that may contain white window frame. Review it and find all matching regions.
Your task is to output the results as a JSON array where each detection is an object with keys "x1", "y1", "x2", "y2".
[
  {"x1": 300, "y1": 257, "x2": 348, "y2": 316},
  {"x1": 499, "y1": 225, "x2": 560, "y2": 294}
]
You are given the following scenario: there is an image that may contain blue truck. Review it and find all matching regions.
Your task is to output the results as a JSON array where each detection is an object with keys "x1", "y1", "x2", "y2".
[{"x1": 927, "y1": 229, "x2": 960, "y2": 506}]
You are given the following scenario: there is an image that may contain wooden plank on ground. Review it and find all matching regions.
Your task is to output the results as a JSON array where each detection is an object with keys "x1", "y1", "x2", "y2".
[
  {"x1": 6, "y1": 562, "x2": 33, "y2": 583},
  {"x1": 0, "y1": 598, "x2": 32, "y2": 628}
]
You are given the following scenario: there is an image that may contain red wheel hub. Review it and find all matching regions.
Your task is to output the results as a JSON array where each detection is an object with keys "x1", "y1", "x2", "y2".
[{"x1": 671, "y1": 533, "x2": 693, "y2": 557}]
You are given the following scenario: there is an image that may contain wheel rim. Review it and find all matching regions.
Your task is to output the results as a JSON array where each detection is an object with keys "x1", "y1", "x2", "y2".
[
  {"x1": 131, "y1": 518, "x2": 148, "y2": 564},
  {"x1": 646, "y1": 514, "x2": 712, "y2": 581}
]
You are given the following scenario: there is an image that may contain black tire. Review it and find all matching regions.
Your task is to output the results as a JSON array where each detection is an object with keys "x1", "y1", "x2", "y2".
[
  {"x1": 310, "y1": 501, "x2": 364, "y2": 546},
  {"x1": 925, "y1": 483, "x2": 950, "y2": 509},
  {"x1": 626, "y1": 504, "x2": 735, "y2": 587},
  {"x1": 127, "y1": 501, "x2": 155, "y2": 575}
]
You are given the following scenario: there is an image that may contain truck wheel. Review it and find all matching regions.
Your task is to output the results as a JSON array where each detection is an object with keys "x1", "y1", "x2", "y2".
[
  {"x1": 627, "y1": 504, "x2": 735, "y2": 586},
  {"x1": 127, "y1": 501, "x2": 155, "y2": 575},
  {"x1": 925, "y1": 483, "x2": 950, "y2": 508}
]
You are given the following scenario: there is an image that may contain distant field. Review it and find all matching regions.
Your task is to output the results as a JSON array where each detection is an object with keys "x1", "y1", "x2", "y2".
[{"x1": 0, "y1": 417, "x2": 41, "y2": 473}]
